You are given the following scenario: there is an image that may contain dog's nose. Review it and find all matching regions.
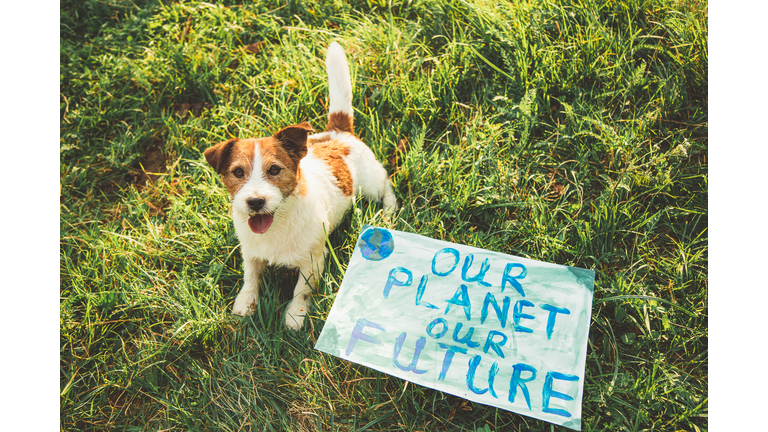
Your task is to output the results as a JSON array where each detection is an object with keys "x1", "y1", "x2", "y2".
[{"x1": 246, "y1": 197, "x2": 266, "y2": 211}]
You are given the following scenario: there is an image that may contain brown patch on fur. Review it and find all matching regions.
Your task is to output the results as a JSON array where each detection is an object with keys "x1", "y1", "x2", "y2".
[
  {"x1": 274, "y1": 122, "x2": 313, "y2": 162},
  {"x1": 203, "y1": 139, "x2": 255, "y2": 196},
  {"x1": 308, "y1": 134, "x2": 333, "y2": 145},
  {"x1": 204, "y1": 139, "x2": 235, "y2": 174},
  {"x1": 259, "y1": 137, "x2": 303, "y2": 198},
  {"x1": 256, "y1": 122, "x2": 314, "y2": 197},
  {"x1": 311, "y1": 140, "x2": 353, "y2": 196},
  {"x1": 326, "y1": 111, "x2": 354, "y2": 134},
  {"x1": 296, "y1": 172, "x2": 308, "y2": 196}
]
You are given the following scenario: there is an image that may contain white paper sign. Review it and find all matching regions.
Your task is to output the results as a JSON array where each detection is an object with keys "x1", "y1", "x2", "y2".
[{"x1": 315, "y1": 226, "x2": 595, "y2": 430}]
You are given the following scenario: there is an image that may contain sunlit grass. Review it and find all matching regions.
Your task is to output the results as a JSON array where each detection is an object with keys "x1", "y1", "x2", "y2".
[{"x1": 61, "y1": 0, "x2": 707, "y2": 430}]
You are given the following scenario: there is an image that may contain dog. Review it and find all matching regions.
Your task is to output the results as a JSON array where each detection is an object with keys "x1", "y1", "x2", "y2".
[{"x1": 203, "y1": 42, "x2": 397, "y2": 330}]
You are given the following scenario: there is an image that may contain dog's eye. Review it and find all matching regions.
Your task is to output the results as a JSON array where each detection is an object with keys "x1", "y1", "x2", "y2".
[
  {"x1": 267, "y1": 165, "x2": 282, "y2": 176},
  {"x1": 233, "y1": 168, "x2": 245, "y2": 178}
]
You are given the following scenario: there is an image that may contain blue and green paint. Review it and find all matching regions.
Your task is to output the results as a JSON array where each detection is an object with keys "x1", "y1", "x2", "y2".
[{"x1": 316, "y1": 226, "x2": 595, "y2": 431}]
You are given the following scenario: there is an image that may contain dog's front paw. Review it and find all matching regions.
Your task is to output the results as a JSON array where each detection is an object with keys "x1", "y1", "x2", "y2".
[
  {"x1": 284, "y1": 297, "x2": 308, "y2": 330},
  {"x1": 232, "y1": 290, "x2": 258, "y2": 316}
]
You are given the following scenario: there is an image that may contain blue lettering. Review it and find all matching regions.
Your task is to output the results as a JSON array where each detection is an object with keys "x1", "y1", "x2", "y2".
[
  {"x1": 513, "y1": 300, "x2": 535, "y2": 333},
  {"x1": 466, "y1": 355, "x2": 500, "y2": 398},
  {"x1": 483, "y1": 330, "x2": 508, "y2": 358},
  {"x1": 383, "y1": 267, "x2": 412, "y2": 298},
  {"x1": 508, "y1": 363, "x2": 537, "y2": 410},
  {"x1": 542, "y1": 371, "x2": 579, "y2": 417},
  {"x1": 415, "y1": 275, "x2": 439, "y2": 309},
  {"x1": 461, "y1": 254, "x2": 492, "y2": 287},
  {"x1": 501, "y1": 263, "x2": 527, "y2": 296},
  {"x1": 540, "y1": 304, "x2": 571, "y2": 340},
  {"x1": 445, "y1": 284, "x2": 472, "y2": 321},
  {"x1": 452, "y1": 322, "x2": 480, "y2": 348},
  {"x1": 426, "y1": 318, "x2": 449, "y2": 339},
  {"x1": 488, "y1": 361, "x2": 500, "y2": 398},
  {"x1": 392, "y1": 332, "x2": 427, "y2": 374},
  {"x1": 437, "y1": 343, "x2": 467, "y2": 380},
  {"x1": 481, "y1": 292, "x2": 511, "y2": 328},
  {"x1": 345, "y1": 318, "x2": 385, "y2": 356},
  {"x1": 432, "y1": 248, "x2": 460, "y2": 276}
]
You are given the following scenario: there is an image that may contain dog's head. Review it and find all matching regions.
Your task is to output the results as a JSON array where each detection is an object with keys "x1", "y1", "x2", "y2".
[{"x1": 203, "y1": 122, "x2": 314, "y2": 234}]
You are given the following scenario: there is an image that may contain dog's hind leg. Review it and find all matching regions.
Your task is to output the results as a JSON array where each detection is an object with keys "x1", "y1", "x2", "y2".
[
  {"x1": 380, "y1": 179, "x2": 397, "y2": 213},
  {"x1": 355, "y1": 159, "x2": 397, "y2": 213}
]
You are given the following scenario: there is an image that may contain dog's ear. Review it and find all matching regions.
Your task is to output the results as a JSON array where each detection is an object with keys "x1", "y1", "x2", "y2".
[
  {"x1": 274, "y1": 122, "x2": 314, "y2": 162},
  {"x1": 203, "y1": 139, "x2": 237, "y2": 175}
]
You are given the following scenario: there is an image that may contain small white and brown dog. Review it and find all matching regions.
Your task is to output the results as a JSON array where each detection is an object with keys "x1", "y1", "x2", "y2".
[{"x1": 203, "y1": 42, "x2": 396, "y2": 330}]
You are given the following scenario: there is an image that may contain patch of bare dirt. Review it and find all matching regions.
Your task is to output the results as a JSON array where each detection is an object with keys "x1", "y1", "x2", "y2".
[
  {"x1": 129, "y1": 141, "x2": 168, "y2": 186},
  {"x1": 173, "y1": 102, "x2": 213, "y2": 120}
]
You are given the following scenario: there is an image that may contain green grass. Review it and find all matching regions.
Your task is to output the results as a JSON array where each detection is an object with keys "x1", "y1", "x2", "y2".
[{"x1": 60, "y1": 0, "x2": 707, "y2": 430}]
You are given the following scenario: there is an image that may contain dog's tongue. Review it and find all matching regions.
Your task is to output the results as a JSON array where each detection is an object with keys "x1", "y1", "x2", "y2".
[{"x1": 248, "y1": 214, "x2": 273, "y2": 234}]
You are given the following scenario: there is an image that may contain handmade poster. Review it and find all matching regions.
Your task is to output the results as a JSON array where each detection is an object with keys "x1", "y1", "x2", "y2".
[{"x1": 315, "y1": 225, "x2": 595, "y2": 430}]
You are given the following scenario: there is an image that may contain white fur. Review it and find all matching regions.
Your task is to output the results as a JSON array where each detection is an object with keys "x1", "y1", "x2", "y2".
[
  {"x1": 326, "y1": 41, "x2": 354, "y2": 119},
  {"x1": 228, "y1": 43, "x2": 397, "y2": 330}
]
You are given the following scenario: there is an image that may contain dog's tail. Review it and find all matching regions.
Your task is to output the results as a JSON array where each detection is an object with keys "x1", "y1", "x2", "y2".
[{"x1": 325, "y1": 42, "x2": 354, "y2": 133}]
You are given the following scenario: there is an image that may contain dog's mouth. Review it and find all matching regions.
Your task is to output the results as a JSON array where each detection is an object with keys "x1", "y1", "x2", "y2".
[{"x1": 247, "y1": 213, "x2": 274, "y2": 234}]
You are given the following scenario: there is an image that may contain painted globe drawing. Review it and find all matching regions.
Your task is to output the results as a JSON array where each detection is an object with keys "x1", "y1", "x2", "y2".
[{"x1": 359, "y1": 228, "x2": 395, "y2": 261}]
